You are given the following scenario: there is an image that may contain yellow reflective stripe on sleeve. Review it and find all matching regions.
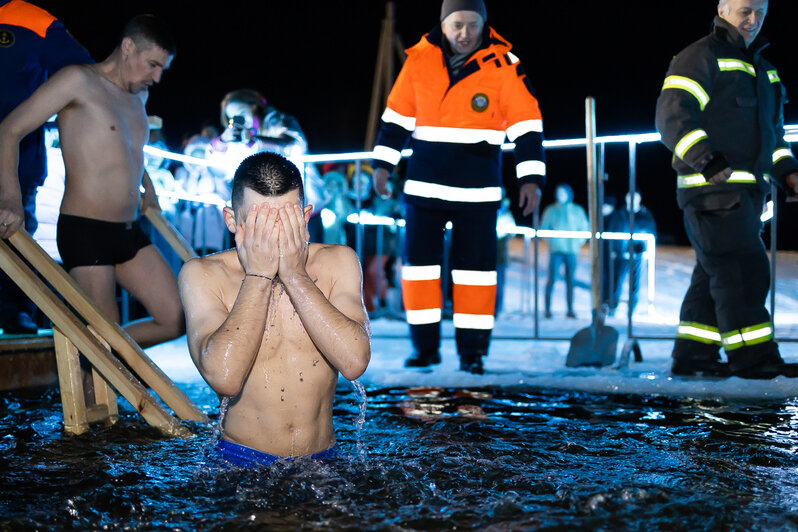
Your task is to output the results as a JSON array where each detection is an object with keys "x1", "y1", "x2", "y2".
[
  {"x1": 773, "y1": 148, "x2": 794, "y2": 165},
  {"x1": 677, "y1": 322, "x2": 722, "y2": 345},
  {"x1": 677, "y1": 171, "x2": 757, "y2": 188},
  {"x1": 717, "y1": 59, "x2": 756, "y2": 76},
  {"x1": 662, "y1": 76, "x2": 710, "y2": 111},
  {"x1": 675, "y1": 129, "x2": 708, "y2": 160},
  {"x1": 768, "y1": 70, "x2": 781, "y2": 83}
]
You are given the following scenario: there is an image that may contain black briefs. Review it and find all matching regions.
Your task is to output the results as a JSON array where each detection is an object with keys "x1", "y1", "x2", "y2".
[{"x1": 56, "y1": 214, "x2": 152, "y2": 271}]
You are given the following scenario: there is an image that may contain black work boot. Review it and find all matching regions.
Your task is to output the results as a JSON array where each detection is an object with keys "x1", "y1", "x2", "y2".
[
  {"x1": 404, "y1": 349, "x2": 441, "y2": 368},
  {"x1": 732, "y1": 362, "x2": 798, "y2": 379},
  {"x1": 459, "y1": 352, "x2": 484, "y2": 375},
  {"x1": 671, "y1": 356, "x2": 730, "y2": 377},
  {"x1": 728, "y1": 351, "x2": 798, "y2": 379}
]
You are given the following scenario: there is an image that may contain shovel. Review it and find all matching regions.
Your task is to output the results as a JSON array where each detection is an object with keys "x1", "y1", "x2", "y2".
[
  {"x1": 566, "y1": 97, "x2": 618, "y2": 367},
  {"x1": 567, "y1": 305, "x2": 618, "y2": 367}
]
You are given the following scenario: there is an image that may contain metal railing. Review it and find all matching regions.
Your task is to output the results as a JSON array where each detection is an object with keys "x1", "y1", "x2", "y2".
[{"x1": 141, "y1": 124, "x2": 798, "y2": 342}]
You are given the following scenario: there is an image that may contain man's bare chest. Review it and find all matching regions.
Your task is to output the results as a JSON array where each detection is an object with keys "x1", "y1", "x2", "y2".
[{"x1": 72, "y1": 79, "x2": 148, "y2": 148}]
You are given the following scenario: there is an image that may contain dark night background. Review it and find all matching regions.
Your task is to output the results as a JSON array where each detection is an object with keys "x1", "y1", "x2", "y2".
[{"x1": 31, "y1": 0, "x2": 798, "y2": 248}]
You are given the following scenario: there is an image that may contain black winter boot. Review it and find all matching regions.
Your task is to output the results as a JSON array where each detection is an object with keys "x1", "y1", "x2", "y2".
[
  {"x1": 404, "y1": 349, "x2": 441, "y2": 368},
  {"x1": 459, "y1": 352, "x2": 484, "y2": 374},
  {"x1": 671, "y1": 357, "x2": 730, "y2": 377}
]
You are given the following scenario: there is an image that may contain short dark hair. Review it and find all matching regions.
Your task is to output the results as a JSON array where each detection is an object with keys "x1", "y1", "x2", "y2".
[
  {"x1": 121, "y1": 15, "x2": 177, "y2": 56},
  {"x1": 231, "y1": 152, "x2": 305, "y2": 212}
]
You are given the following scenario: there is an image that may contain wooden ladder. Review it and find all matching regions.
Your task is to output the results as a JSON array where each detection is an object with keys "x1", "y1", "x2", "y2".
[
  {"x1": 53, "y1": 327, "x2": 119, "y2": 434},
  {"x1": 0, "y1": 219, "x2": 205, "y2": 437}
]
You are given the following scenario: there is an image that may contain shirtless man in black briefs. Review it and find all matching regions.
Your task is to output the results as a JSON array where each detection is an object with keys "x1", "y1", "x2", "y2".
[{"x1": 0, "y1": 15, "x2": 182, "y2": 347}]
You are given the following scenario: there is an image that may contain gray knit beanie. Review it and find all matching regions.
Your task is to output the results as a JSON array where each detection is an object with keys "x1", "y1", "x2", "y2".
[{"x1": 440, "y1": 0, "x2": 487, "y2": 22}]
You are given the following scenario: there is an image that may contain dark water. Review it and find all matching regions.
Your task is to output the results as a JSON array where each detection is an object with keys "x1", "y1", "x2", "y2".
[{"x1": 2, "y1": 383, "x2": 798, "y2": 531}]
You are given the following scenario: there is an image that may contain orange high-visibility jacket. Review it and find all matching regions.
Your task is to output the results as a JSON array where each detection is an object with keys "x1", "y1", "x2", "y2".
[
  {"x1": 373, "y1": 24, "x2": 545, "y2": 210},
  {"x1": 0, "y1": 0, "x2": 92, "y2": 186}
]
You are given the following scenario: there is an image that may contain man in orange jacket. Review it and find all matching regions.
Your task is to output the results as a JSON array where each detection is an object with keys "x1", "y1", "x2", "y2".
[{"x1": 372, "y1": 0, "x2": 545, "y2": 374}]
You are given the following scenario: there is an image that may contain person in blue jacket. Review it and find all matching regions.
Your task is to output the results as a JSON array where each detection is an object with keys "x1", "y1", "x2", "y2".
[
  {"x1": 0, "y1": 0, "x2": 92, "y2": 333},
  {"x1": 540, "y1": 184, "x2": 588, "y2": 319},
  {"x1": 602, "y1": 190, "x2": 657, "y2": 316}
]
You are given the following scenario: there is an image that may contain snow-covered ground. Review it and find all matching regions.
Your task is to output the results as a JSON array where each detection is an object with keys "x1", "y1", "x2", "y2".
[{"x1": 146, "y1": 242, "x2": 798, "y2": 400}]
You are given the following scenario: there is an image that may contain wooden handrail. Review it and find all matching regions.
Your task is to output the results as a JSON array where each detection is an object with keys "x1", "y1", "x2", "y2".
[
  {"x1": 0, "y1": 238, "x2": 191, "y2": 437},
  {"x1": 8, "y1": 229, "x2": 207, "y2": 423},
  {"x1": 143, "y1": 207, "x2": 199, "y2": 262}
]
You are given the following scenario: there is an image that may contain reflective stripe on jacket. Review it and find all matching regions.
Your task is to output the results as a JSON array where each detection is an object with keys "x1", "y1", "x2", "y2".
[
  {"x1": 372, "y1": 24, "x2": 544, "y2": 209},
  {"x1": 655, "y1": 16, "x2": 798, "y2": 209}
]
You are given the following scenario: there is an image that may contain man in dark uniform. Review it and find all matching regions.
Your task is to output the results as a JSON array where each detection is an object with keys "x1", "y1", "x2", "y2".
[
  {"x1": 0, "y1": 0, "x2": 92, "y2": 333},
  {"x1": 656, "y1": 0, "x2": 798, "y2": 378}
]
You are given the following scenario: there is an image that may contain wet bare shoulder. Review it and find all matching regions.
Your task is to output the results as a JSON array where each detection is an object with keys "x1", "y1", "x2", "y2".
[
  {"x1": 309, "y1": 244, "x2": 360, "y2": 282},
  {"x1": 179, "y1": 250, "x2": 238, "y2": 294}
]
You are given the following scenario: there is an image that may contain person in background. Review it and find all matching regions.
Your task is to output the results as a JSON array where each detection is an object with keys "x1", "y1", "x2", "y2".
[
  {"x1": 341, "y1": 164, "x2": 402, "y2": 314},
  {"x1": 320, "y1": 165, "x2": 351, "y2": 245},
  {"x1": 656, "y1": 0, "x2": 798, "y2": 378},
  {"x1": 142, "y1": 116, "x2": 182, "y2": 273},
  {"x1": 143, "y1": 116, "x2": 179, "y2": 215},
  {"x1": 175, "y1": 136, "x2": 229, "y2": 255},
  {"x1": 371, "y1": 0, "x2": 546, "y2": 374},
  {"x1": 206, "y1": 89, "x2": 328, "y2": 242},
  {"x1": 494, "y1": 198, "x2": 515, "y2": 316},
  {"x1": 0, "y1": 0, "x2": 93, "y2": 333},
  {"x1": 602, "y1": 190, "x2": 656, "y2": 316},
  {"x1": 539, "y1": 184, "x2": 588, "y2": 319}
]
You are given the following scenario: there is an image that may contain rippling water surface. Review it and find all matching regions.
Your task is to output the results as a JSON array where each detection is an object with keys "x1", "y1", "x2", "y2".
[{"x1": 2, "y1": 382, "x2": 798, "y2": 530}]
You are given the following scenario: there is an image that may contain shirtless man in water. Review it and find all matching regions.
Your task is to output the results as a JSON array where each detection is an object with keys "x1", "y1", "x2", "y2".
[
  {"x1": 179, "y1": 152, "x2": 371, "y2": 466},
  {"x1": 0, "y1": 15, "x2": 183, "y2": 347}
]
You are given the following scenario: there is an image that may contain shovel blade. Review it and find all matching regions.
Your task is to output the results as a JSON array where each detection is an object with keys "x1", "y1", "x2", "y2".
[{"x1": 566, "y1": 325, "x2": 619, "y2": 367}]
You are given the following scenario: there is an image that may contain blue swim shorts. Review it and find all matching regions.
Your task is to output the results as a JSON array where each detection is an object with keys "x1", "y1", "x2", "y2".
[{"x1": 214, "y1": 439, "x2": 339, "y2": 468}]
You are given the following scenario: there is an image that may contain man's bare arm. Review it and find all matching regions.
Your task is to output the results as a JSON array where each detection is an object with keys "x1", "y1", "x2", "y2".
[
  {"x1": 179, "y1": 204, "x2": 281, "y2": 397},
  {"x1": 278, "y1": 204, "x2": 371, "y2": 380},
  {"x1": 0, "y1": 65, "x2": 88, "y2": 237},
  {"x1": 179, "y1": 261, "x2": 272, "y2": 397}
]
